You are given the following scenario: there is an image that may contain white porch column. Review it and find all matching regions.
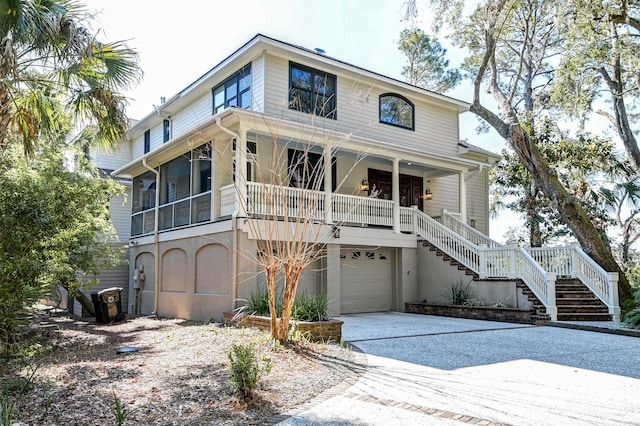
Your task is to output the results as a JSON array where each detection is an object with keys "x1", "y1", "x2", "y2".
[
  {"x1": 392, "y1": 158, "x2": 400, "y2": 233},
  {"x1": 323, "y1": 144, "x2": 333, "y2": 224},
  {"x1": 235, "y1": 128, "x2": 248, "y2": 217},
  {"x1": 210, "y1": 139, "x2": 217, "y2": 220},
  {"x1": 459, "y1": 171, "x2": 467, "y2": 224},
  {"x1": 326, "y1": 244, "x2": 341, "y2": 317}
]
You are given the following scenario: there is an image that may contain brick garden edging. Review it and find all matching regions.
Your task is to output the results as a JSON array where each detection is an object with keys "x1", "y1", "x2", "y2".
[
  {"x1": 405, "y1": 302, "x2": 536, "y2": 324},
  {"x1": 223, "y1": 312, "x2": 343, "y2": 342}
]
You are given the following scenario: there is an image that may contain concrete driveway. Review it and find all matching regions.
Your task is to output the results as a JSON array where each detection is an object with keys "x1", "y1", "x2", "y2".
[{"x1": 275, "y1": 312, "x2": 640, "y2": 426}]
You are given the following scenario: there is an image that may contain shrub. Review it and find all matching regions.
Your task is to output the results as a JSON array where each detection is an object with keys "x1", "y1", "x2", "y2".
[
  {"x1": 246, "y1": 286, "x2": 272, "y2": 316},
  {"x1": 448, "y1": 280, "x2": 472, "y2": 305},
  {"x1": 291, "y1": 292, "x2": 328, "y2": 322},
  {"x1": 228, "y1": 343, "x2": 261, "y2": 399},
  {"x1": 244, "y1": 287, "x2": 328, "y2": 321},
  {"x1": 623, "y1": 287, "x2": 640, "y2": 329}
]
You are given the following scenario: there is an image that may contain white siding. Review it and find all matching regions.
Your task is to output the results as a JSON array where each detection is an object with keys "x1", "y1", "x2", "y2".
[
  {"x1": 172, "y1": 92, "x2": 211, "y2": 138},
  {"x1": 150, "y1": 126, "x2": 163, "y2": 151},
  {"x1": 466, "y1": 170, "x2": 490, "y2": 235},
  {"x1": 252, "y1": 54, "x2": 265, "y2": 112},
  {"x1": 132, "y1": 133, "x2": 145, "y2": 159},
  {"x1": 109, "y1": 187, "x2": 132, "y2": 241},
  {"x1": 424, "y1": 174, "x2": 459, "y2": 217},
  {"x1": 262, "y1": 55, "x2": 460, "y2": 158},
  {"x1": 90, "y1": 143, "x2": 131, "y2": 170}
]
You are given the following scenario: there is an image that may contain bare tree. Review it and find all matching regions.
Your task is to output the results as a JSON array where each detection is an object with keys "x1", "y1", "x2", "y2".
[{"x1": 221, "y1": 93, "x2": 376, "y2": 343}]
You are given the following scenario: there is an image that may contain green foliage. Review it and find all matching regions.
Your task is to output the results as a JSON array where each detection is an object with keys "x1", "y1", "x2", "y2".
[
  {"x1": 110, "y1": 393, "x2": 139, "y2": 426},
  {"x1": 291, "y1": 291, "x2": 328, "y2": 322},
  {"x1": 0, "y1": 143, "x2": 125, "y2": 356},
  {"x1": 246, "y1": 286, "x2": 279, "y2": 317},
  {"x1": 227, "y1": 343, "x2": 261, "y2": 399},
  {"x1": 494, "y1": 295, "x2": 512, "y2": 308},
  {"x1": 490, "y1": 123, "x2": 629, "y2": 247},
  {"x1": 625, "y1": 265, "x2": 640, "y2": 292},
  {"x1": 623, "y1": 286, "x2": 640, "y2": 329},
  {"x1": 448, "y1": 280, "x2": 473, "y2": 305},
  {"x1": 0, "y1": 0, "x2": 142, "y2": 155},
  {"x1": 245, "y1": 287, "x2": 328, "y2": 322},
  {"x1": 397, "y1": 27, "x2": 461, "y2": 93},
  {"x1": 1, "y1": 364, "x2": 37, "y2": 425},
  {"x1": 463, "y1": 297, "x2": 485, "y2": 307}
]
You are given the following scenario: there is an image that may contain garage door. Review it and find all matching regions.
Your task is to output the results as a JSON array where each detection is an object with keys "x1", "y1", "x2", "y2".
[{"x1": 340, "y1": 248, "x2": 393, "y2": 314}]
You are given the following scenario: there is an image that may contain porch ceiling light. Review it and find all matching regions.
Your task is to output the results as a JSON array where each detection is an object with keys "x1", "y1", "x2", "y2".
[{"x1": 361, "y1": 179, "x2": 369, "y2": 192}]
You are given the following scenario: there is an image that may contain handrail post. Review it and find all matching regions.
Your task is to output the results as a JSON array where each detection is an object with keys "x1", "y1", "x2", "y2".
[
  {"x1": 608, "y1": 272, "x2": 620, "y2": 321},
  {"x1": 570, "y1": 243, "x2": 580, "y2": 278},
  {"x1": 478, "y1": 244, "x2": 487, "y2": 279},
  {"x1": 508, "y1": 244, "x2": 517, "y2": 279},
  {"x1": 546, "y1": 272, "x2": 557, "y2": 321},
  {"x1": 412, "y1": 205, "x2": 418, "y2": 235}
]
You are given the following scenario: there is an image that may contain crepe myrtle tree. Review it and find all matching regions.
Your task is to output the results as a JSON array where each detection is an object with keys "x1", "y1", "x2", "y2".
[{"x1": 220, "y1": 92, "x2": 377, "y2": 343}]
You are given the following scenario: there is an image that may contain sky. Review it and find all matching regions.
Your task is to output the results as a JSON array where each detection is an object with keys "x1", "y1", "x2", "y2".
[{"x1": 83, "y1": 0, "x2": 514, "y2": 240}]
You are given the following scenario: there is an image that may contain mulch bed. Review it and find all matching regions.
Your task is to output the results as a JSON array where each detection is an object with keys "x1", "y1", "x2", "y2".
[{"x1": 2, "y1": 312, "x2": 363, "y2": 425}]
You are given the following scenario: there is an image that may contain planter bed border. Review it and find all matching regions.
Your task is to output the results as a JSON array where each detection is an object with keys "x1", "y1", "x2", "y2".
[
  {"x1": 223, "y1": 312, "x2": 343, "y2": 342},
  {"x1": 405, "y1": 302, "x2": 536, "y2": 324}
]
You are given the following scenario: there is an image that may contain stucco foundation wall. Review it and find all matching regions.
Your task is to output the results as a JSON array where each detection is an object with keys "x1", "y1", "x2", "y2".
[
  {"x1": 398, "y1": 247, "x2": 418, "y2": 311},
  {"x1": 415, "y1": 245, "x2": 528, "y2": 308},
  {"x1": 129, "y1": 231, "x2": 234, "y2": 322}
]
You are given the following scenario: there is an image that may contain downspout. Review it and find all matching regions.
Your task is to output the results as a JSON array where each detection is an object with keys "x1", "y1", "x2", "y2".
[
  {"x1": 141, "y1": 158, "x2": 161, "y2": 316},
  {"x1": 215, "y1": 117, "x2": 242, "y2": 310}
]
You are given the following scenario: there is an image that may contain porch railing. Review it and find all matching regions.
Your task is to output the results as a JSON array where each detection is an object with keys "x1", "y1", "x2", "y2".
[
  {"x1": 220, "y1": 184, "x2": 235, "y2": 217},
  {"x1": 217, "y1": 184, "x2": 619, "y2": 320},
  {"x1": 333, "y1": 193, "x2": 393, "y2": 226}
]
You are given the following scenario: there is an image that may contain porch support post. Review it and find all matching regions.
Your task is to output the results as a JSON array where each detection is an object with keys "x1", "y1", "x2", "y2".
[
  {"x1": 392, "y1": 158, "x2": 400, "y2": 234},
  {"x1": 210, "y1": 139, "x2": 217, "y2": 220},
  {"x1": 235, "y1": 128, "x2": 247, "y2": 217},
  {"x1": 323, "y1": 144, "x2": 333, "y2": 224},
  {"x1": 459, "y1": 171, "x2": 467, "y2": 224}
]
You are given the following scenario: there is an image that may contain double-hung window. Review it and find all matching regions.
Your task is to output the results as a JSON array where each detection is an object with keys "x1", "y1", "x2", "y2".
[
  {"x1": 289, "y1": 62, "x2": 336, "y2": 119},
  {"x1": 163, "y1": 119, "x2": 171, "y2": 143},
  {"x1": 144, "y1": 129, "x2": 151, "y2": 153},
  {"x1": 212, "y1": 64, "x2": 252, "y2": 114}
]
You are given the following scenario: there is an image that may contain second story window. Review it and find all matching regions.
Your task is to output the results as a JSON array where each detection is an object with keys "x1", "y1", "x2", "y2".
[
  {"x1": 163, "y1": 119, "x2": 171, "y2": 143},
  {"x1": 289, "y1": 62, "x2": 336, "y2": 119},
  {"x1": 212, "y1": 64, "x2": 252, "y2": 115},
  {"x1": 379, "y1": 94, "x2": 414, "y2": 130},
  {"x1": 144, "y1": 129, "x2": 151, "y2": 153}
]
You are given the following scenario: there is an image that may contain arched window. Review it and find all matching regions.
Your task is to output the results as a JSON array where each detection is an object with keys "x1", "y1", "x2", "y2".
[{"x1": 379, "y1": 93, "x2": 414, "y2": 130}]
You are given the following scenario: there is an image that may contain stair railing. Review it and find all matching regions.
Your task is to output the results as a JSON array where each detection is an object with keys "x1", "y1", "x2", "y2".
[
  {"x1": 415, "y1": 209, "x2": 481, "y2": 273},
  {"x1": 571, "y1": 245, "x2": 620, "y2": 321},
  {"x1": 439, "y1": 209, "x2": 503, "y2": 248},
  {"x1": 516, "y1": 248, "x2": 557, "y2": 320},
  {"x1": 415, "y1": 210, "x2": 558, "y2": 319},
  {"x1": 525, "y1": 245, "x2": 620, "y2": 321}
]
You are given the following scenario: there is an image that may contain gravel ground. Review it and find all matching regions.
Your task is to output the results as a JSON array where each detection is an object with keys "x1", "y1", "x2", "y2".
[{"x1": 2, "y1": 312, "x2": 359, "y2": 425}]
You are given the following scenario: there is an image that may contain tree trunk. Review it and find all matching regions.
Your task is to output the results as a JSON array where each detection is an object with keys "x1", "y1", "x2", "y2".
[
  {"x1": 506, "y1": 124, "x2": 632, "y2": 302},
  {"x1": 526, "y1": 194, "x2": 542, "y2": 247}
]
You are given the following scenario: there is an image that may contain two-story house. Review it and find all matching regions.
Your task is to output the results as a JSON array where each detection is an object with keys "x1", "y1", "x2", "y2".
[{"x1": 113, "y1": 34, "x2": 620, "y2": 323}]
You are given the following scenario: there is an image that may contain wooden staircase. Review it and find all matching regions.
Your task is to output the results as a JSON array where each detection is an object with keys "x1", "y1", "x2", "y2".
[
  {"x1": 420, "y1": 240, "x2": 479, "y2": 279},
  {"x1": 554, "y1": 278, "x2": 611, "y2": 321},
  {"x1": 420, "y1": 240, "x2": 612, "y2": 322}
]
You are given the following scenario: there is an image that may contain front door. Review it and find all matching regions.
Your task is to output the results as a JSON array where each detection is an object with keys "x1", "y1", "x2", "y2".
[{"x1": 368, "y1": 169, "x2": 423, "y2": 210}]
